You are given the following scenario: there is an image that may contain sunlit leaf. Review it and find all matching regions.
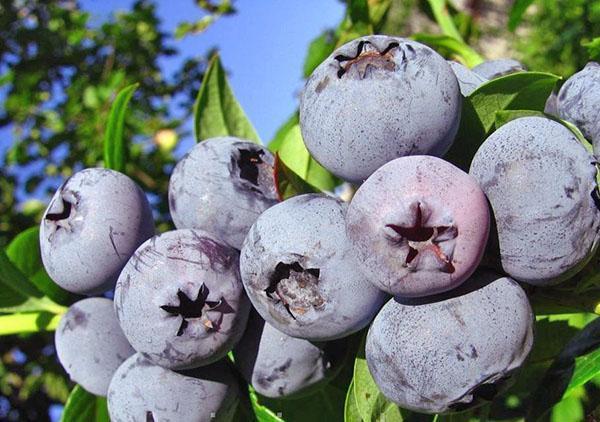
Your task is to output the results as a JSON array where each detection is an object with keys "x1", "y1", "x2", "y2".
[
  {"x1": 193, "y1": 54, "x2": 260, "y2": 143},
  {"x1": 0, "y1": 312, "x2": 62, "y2": 336},
  {"x1": 412, "y1": 33, "x2": 484, "y2": 68},
  {"x1": 103, "y1": 83, "x2": 138, "y2": 172},
  {"x1": 60, "y1": 385, "x2": 109, "y2": 422}
]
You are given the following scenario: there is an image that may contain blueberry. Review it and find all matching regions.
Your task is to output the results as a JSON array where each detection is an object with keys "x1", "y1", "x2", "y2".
[
  {"x1": 366, "y1": 271, "x2": 534, "y2": 414},
  {"x1": 240, "y1": 194, "x2": 386, "y2": 341},
  {"x1": 233, "y1": 311, "x2": 347, "y2": 398},
  {"x1": 346, "y1": 155, "x2": 490, "y2": 297},
  {"x1": 40, "y1": 168, "x2": 155, "y2": 295},
  {"x1": 299, "y1": 35, "x2": 462, "y2": 183},
  {"x1": 472, "y1": 58, "x2": 526, "y2": 79},
  {"x1": 168, "y1": 137, "x2": 279, "y2": 249},
  {"x1": 55, "y1": 298, "x2": 135, "y2": 396},
  {"x1": 107, "y1": 353, "x2": 239, "y2": 422},
  {"x1": 447, "y1": 60, "x2": 488, "y2": 96},
  {"x1": 556, "y1": 62, "x2": 600, "y2": 150},
  {"x1": 114, "y1": 229, "x2": 250, "y2": 369},
  {"x1": 470, "y1": 116, "x2": 600, "y2": 285}
]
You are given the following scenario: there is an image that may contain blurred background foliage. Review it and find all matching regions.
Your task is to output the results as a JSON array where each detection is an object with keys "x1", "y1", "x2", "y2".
[{"x1": 0, "y1": 0, "x2": 598, "y2": 420}]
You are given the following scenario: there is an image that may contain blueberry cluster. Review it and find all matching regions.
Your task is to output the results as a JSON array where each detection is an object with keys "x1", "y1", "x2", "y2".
[{"x1": 41, "y1": 34, "x2": 600, "y2": 419}]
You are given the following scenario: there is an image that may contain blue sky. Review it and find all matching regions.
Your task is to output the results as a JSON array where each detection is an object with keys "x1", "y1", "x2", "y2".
[{"x1": 81, "y1": 0, "x2": 346, "y2": 141}]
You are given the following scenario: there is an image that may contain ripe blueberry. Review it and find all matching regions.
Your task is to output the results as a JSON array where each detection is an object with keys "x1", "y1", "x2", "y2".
[
  {"x1": 300, "y1": 35, "x2": 462, "y2": 183},
  {"x1": 346, "y1": 155, "x2": 490, "y2": 297},
  {"x1": 366, "y1": 271, "x2": 534, "y2": 414},
  {"x1": 114, "y1": 229, "x2": 250, "y2": 369},
  {"x1": 470, "y1": 116, "x2": 600, "y2": 285},
  {"x1": 107, "y1": 353, "x2": 239, "y2": 422},
  {"x1": 240, "y1": 194, "x2": 387, "y2": 341},
  {"x1": 168, "y1": 136, "x2": 279, "y2": 249},
  {"x1": 55, "y1": 298, "x2": 135, "y2": 396},
  {"x1": 233, "y1": 311, "x2": 348, "y2": 398},
  {"x1": 40, "y1": 168, "x2": 154, "y2": 295}
]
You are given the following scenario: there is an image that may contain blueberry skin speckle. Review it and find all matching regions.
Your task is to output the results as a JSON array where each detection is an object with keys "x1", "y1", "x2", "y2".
[
  {"x1": 365, "y1": 271, "x2": 534, "y2": 414},
  {"x1": 556, "y1": 62, "x2": 600, "y2": 152},
  {"x1": 55, "y1": 297, "x2": 135, "y2": 396},
  {"x1": 470, "y1": 116, "x2": 600, "y2": 285},
  {"x1": 40, "y1": 168, "x2": 155, "y2": 295},
  {"x1": 114, "y1": 229, "x2": 250, "y2": 370},
  {"x1": 107, "y1": 353, "x2": 239, "y2": 422},
  {"x1": 168, "y1": 137, "x2": 279, "y2": 249},
  {"x1": 240, "y1": 194, "x2": 387, "y2": 341},
  {"x1": 300, "y1": 35, "x2": 462, "y2": 183}
]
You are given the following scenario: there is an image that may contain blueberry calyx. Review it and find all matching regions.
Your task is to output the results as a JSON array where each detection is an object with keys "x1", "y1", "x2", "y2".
[
  {"x1": 264, "y1": 262, "x2": 322, "y2": 320},
  {"x1": 160, "y1": 284, "x2": 234, "y2": 336},
  {"x1": 385, "y1": 202, "x2": 457, "y2": 273},
  {"x1": 334, "y1": 40, "x2": 400, "y2": 79}
]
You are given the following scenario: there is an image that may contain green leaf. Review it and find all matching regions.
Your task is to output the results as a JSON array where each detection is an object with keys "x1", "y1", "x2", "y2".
[
  {"x1": 274, "y1": 154, "x2": 321, "y2": 200},
  {"x1": 103, "y1": 83, "x2": 138, "y2": 172},
  {"x1": 193, "y1": 54, "x2": 260, "y2": 143},
  {"x1": 0, "y1": 249, "x2": 66, "y2": 314},
  {"x1": 269, "y1": 113, "x2": 299, "y2": 152},
  {"x1": 336, "y1": 0, "x2": 373, "y2": 46},
  {"x1": 411, "y1": 33, "x2": 483, "y2": 68},
  {"x1": 494, "y1": 109, "x2": 546, "y2": 129},
  {"x1": 344, "y1": 380, "x2": 362, "y2": 422},
  {"x1": 444, "y1": 71, "x2": 560, "y2": 171},
  {"x1": 174, "y1": 16, "x2": 215, "y2": 39},
  {"x1": 6, "y1": 227, "x2": 72, "y2": 305},
  {"x1": 425, "y1": 0, "x2": 463, "y2": 41},
  {"x1": 527, "y1": 317, "x2": 600, "y2": 420},
  {"x1": 508, "y1": 0, "x2": 535, "y2": 32},
  {"x1": 550, "y1": 390, "x2": 585, "y2": 422},
  {"x1": 277, "y1": 124, "x2": 339, "y2": 193},
  {"x1": 583, "y1": 37, "x2": 600, "y2": 62},
  {"x1": 303, "y1": 31, "x2": 337, "y2": 78},
  {"x1": 352, "y1": 337, "x2": 404, "y2": 421},
  {"x1": 368, "y1": 0, "x2": 393, "y2": 30},
  {"x1": 60, "y1": 385, "x2": 109, "y2": 422},
  {"x1": 0, "y1": 312, "x2": 62, "y2": 336},
  {"x1": 248, "y1": 387, "x2": 284, "y2": 422}
]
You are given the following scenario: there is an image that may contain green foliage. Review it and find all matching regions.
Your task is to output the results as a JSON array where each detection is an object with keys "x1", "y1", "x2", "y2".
[
  {"x1": 60, "y1": 385, "x2": 109, "y2": 422},
  {"x1": 194, "y1": 54, "x2": 260, "y2": 143},
  {"x1": 103, "y1": 83, "x2": 139, "y2": 172},
  {"x1": 3, "y1": 0, "x2": 600, "y2": 421}
]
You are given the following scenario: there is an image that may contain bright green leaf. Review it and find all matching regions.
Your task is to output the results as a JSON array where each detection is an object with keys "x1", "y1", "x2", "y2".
[
  {"x1": 0, "y1": 312, "x2": 62, "y2": 336},
  {"x1": 494, "y1": 109, "x2": 546, "y2": 129},
  {"x1": 583, "y1": 37, "x2": 600, "y2": 62},
  {"x1": 368, "y1": 0, "x2": 393, "y2": 30},
  {"x1": 426, "y1": 0, "x2": 463, "y2": 41},
  {"x1": 248, "y1": 387, "x2": 284, "y2": 422},
  {"x1": 353, "y1": 340, "x2": 404, "y2": 421},
  {"x1": 0, "y1": 249, "x2": 66, "y2": 314},
  {"x1": 277, "y1": 124, "x2": 339, "y2": 193},
  {"x1": 508, "y1": 0, "x2": 535, "y2": 32},
  {"x1": 411, "y1": 33, "x2": 483, "y2": 68},
  {"x1": 344, "y1": 380, "x2": 362, "y2": 422},
  {"x1": 103, "y1": 83, "x2": 138, "y2": 172},
  {"x1": 193, "y1": 54, "x2": 260, "y2": 143},
  {"x1": 6, "y1": 227, "x2": 72, "y2": 305},
  {"x1": 303, "y1": 31, "x2": 337, "y2": 78},
  {"x1": 269, "y1": 113, "x2": 299, "y2": 152},
  {"x1": 60, "y1": 385, "x2": 109, "y2": 422}
]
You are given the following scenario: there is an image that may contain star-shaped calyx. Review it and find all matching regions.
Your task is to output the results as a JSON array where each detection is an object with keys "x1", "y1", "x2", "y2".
[
  {"x1": 231, "y1": 147, "x2": 278, "y2": 199},
  {"x1": 160, "y1": 284, "x2": 234, "y2": 336},
  {"x1": 334, "y1": 40, "x2": 400, "y2": 79},
  {"x1": 384, "y1": 201, "x2": 457, "y2": 273}
]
